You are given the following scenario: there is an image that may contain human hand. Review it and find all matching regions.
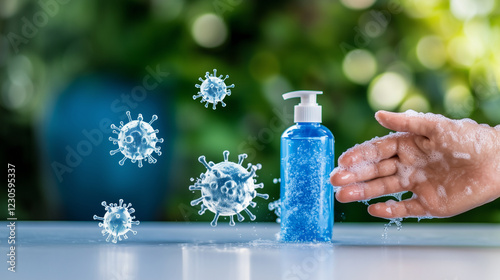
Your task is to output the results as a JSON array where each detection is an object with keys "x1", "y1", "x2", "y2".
[{"x1": 330, "y1": 110, "x2": 500, "y2": 219}]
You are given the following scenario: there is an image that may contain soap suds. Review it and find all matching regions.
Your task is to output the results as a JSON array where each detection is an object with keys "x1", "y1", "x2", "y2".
[
  {"x1": 451, "y1": 117, "x2": 477, "y2": 127},
  {"x1": 391, "y1": 191, "x2": 408, "y2": 201},
  {"x1": 452, "y1": 152, "x2": 471, "y2": 160},
  {"x1": 464, "y1": 186, "x2": 472, "y2": 196},
  {"x1": 428, "y1": 151, "x2": 443, "y2": 162},
  {"x1": 414, "y1": 169, "x2": 427, "y2": 183},
  {"x1": 330, "y1": 168, "x2": 341, "y2": 177},
  {"x1": 436, "y1": 123, "x2": 444, "y2": 133},
  {"x1": 417, "y1": 216, "x2": 434, "y2": 222},
  {"x1": 382, "y1": 218, "x2": 403, "y2": 239},
  {"x1": 402, "y1": 109, "x2": 420, "y2": 116},
  {"x1": 401, "y1": 110, "x2": 448, "y2": 123},
  {"x1": 449, "y1": 131, "x2": 459, "y2": 142},
  {"x1": 437, "y1": 185, "x2": 446, "y2": 198},
  {"x1": 385, "y1": 199, "x2": 397, "y2": 207},
  {"x1": 396, "y1": 161, "x2": 413, "y2": 188},
  {"x1": 348, "y1": 163, "x2": 375, "y2": 176},
  {"x1": 341, "y1": 111, "x2": 500, "y2": 240},
  {"x1": 339, "y1": 132, "x2": 406, "y2": 168},
  {"x1": 358, "y1": 191, "x2": 407, "y2": 206}
]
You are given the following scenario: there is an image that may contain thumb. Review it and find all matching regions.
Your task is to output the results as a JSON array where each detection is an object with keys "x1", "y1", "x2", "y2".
[{"x1": 375, "y1": 110, "x2": 439, "y2": 137}]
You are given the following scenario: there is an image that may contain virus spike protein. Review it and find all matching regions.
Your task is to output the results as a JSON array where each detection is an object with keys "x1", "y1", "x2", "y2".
[
  {"x1": 268, "y1": 199, "x2": 282, "y2": 223},
  {"x1": 189, "y1": 150, "x2": 269, "y2": 227},
  {"x1": 109, "y1": 111, "x2": 163, "y2": 167},
  {"x1": 93, "y1": 199, "x2": 140, "y2": 243},
  {"x1": 194, "y1": 69, "x2": 235, "y2": 110}
]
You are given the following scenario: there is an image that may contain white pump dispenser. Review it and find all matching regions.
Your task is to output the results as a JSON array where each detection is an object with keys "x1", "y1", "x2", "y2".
[{"x1": 282, "y1": 90, "x2": 322, "y2": 123}]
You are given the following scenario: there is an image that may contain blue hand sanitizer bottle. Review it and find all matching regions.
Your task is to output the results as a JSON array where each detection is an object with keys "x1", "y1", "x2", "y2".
[{"x1": 280, "y1": 90, "x2": 334, "y2": 242}]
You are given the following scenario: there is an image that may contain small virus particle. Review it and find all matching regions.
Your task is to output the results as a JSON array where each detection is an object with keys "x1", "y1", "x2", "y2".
[
  {"x1": 109, "y1": 111, "x2": 164, "y2": 168},
  {"x1": 93, "y1": 199, "x2": 140, "y2": 243},
  {"x1": 268, "y1": 199, "x2": 281, "y2": 223},
  {"x1": 189, "y1": 150, "x2": 269, "y2": 226},
  {"x1": 194, "y1": 69, "x2": 235, "y2": 110}
]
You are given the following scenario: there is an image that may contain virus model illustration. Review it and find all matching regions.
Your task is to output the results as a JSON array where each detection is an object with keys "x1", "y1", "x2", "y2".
[
  {"x1": 109, "y1": 111, "x2": 163, "y2": 167},
  {"x1": 189, "y1": 150, "x2": 269, "y2": 226},
  {"x1": 268, "y1": 199, "x2": 281, "y2": 223},
  {"x1": 93, "y1": 199, "x2": 140, "y2": 243},
  {"x1": 194, "y1": 69, "x2": 235, "y2": 110}
]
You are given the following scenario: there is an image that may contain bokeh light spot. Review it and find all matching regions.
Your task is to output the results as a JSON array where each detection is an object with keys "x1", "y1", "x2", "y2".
[
  {"x1": 450, "y1": 0, "x2": 494, "y2": 20},
  {"x1": 469, "y1": 62, "x2": 500, "y2": 100},
  {"x1": 340, "y1": 0, "x2": 376, "y2": 10},
  {"x1": 416, "y1": 36, "x2": 446, "y2": 69},
  {"x1": 263, "y1": 75, "x2": 292, "y2": 107},
  {"x1": 481, "y1": 96, "x2": 500, "y2": 123},
  {"x1": 342, "y1": 49, "x2": 377, "y2": 85},
  {"x1": 444, "y1": 84, "x2": 474, "y2": 118},
  {"x1": 368, "y1": 72, "x2": 408, "y2": 111},
  {"x1": 0, "y1": 0, "x2": 20, "y2": 19},
  {"x1": 192, "y1": 14, "x2": 227, "y2": 48},
  {"x1": 463, "y1": 19, "x2": 488, "y2": 55},
  {"x1": 2, "y1": 80, "x2": 33, "y2": 110},
  {"x1": 403, "y1": 0, "x2": 440, "y2": 18},
  {"x1": 151, "y1": 0, "x2": 183, "y2": 20},
  {"x1": 7, "y1": 55, "x2": 33, "y2": 83},
  {"x1": 399, "y1": 94, "x2": 430, "y2": 113},
  {"x1": 447, "y1": 36, "x2": 477, "y2": 67}
]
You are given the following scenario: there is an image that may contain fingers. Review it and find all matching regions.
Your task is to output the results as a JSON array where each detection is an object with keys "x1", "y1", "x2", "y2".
[
  {"x1": 375, "y1": 110, "x2": 441, "y2": 138},
  {"x1": 413, "y1": 134, "x2": 433, "y2": 153},
  {"x1": 331, "y1": 158, "x2": 398, "y2": 186},
  {"x1": 335, "y1": 175, "x2": 405, "y2": 203},
  {"x1": 368, "y1": 199, "x2": 427, "y2": 218},
  {"x1": 337, "y1": 134, "x2": 399, "y2": 167}
]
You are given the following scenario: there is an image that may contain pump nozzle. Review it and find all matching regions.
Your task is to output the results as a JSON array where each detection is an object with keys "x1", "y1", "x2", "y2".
[
  {"x1": 283, "y1": 90, "x2": 322, "y2": 105},
  {"x1": 283, "y1": 90, "x2": 323, "y2": 123}
]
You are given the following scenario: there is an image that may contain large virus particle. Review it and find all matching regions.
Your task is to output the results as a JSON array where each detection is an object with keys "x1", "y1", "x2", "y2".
[
  {"x1": 189, "y1": 150, "x2": 269, "y2": 226},
  {"x1": 109, "y1": 111, "x2": 163, "y2": 167},
  {"x1": 93, "y1": 199, "x2": 140, "y2": 243},
  {"x1": 194, "y1": 69, "x2": 235, "y2": 110}
]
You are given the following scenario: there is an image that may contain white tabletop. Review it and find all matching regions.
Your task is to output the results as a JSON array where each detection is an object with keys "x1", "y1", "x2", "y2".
[{"x1": 1, "y1": 222, "x2": 500, "y2": 280}]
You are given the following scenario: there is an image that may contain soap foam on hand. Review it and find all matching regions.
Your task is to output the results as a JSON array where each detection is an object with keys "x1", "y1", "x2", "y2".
[
  {"x1": 452, "y1": 152, "x2": 471, "y2": 160},
  {"x1": 334, "y1": 110, "x2": 500, "y2": 239}
]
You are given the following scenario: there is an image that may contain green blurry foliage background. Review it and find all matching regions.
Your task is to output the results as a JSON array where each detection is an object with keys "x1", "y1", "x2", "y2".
[{"x1": 1, "y1": 0, "x2": 500, "y2": 223}]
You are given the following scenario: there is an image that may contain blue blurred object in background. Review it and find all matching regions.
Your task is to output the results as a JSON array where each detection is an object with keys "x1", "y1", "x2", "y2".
[{"x1": 37, "y1": 74, "x2": 173, "y2": 220}]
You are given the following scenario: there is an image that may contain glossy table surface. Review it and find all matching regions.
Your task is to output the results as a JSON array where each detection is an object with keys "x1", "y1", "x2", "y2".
[{"x1": 1, "y1": 222, "x2": 500, "y2": 280}]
